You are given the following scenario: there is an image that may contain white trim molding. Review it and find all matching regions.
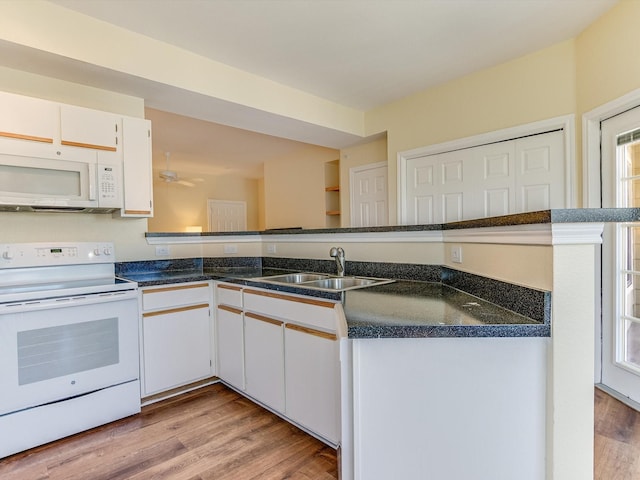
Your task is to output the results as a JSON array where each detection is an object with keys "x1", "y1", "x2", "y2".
[
  {"x1": 146, "y1": 235, "x2": 261, "y2": 245},
  {"x1": 582, "y1": 87, "x2": 640, "y2": 208},
  {"x1": 147, "y1": 222, "x2": 604, "y2": 247},
  {"x1": 442, "y1": 223, "x2": 603, "y2": 246},
  {"x1": 263, "y1": 230, "x2": 443, "y2": 244}
]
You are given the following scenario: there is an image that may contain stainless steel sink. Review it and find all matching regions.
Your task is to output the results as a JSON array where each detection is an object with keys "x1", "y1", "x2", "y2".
[
  {"x1": 255, "y1": 272, "x2": 394, "y2": 291},
  {"x1": 303, "y1": 277, "x2": 379, "y2": 290},
  {"x1": 260, "y1": 273, "x2": 331, "y2": 284}
]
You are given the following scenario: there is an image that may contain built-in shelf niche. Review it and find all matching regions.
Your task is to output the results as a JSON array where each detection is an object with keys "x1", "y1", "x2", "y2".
[{"x1": 324, "y1": 160, "x2": 340, "y2": 228}]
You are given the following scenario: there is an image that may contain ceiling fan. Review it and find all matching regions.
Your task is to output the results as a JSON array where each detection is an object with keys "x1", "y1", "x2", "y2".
[{"x1": 158, "y1": 152, "x2": 197, "y2": 187}]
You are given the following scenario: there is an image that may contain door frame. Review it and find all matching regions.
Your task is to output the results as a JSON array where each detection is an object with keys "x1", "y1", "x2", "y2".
[
  {"x1": 349, "y1": 161, "x2": 388, "y2": 227},
  {"x1": 583, "y1": 87, "x2": 640, "y2": 208},
  {"x1": 396, "y1": 114, "x2": 576, "y2": 224},
  {"x1": 583, "y1": 88, "x2": 640, "y2": 393}
]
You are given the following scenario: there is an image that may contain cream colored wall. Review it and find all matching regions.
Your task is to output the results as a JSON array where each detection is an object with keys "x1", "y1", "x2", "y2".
[
  {"x1": 0, "y1": 0, "x2": 364, "y2": 138},
  {"x1": 443, "y1": 243, "x2": 552, "y2": 291},
  {"x1": 339, "y1": 136, "x2": 388, "y2": 227},
  {"x1": 575, "y1": 0, "x2": 640, "y2": 189},
  {"x1": 365, "y1": 40, "x2": 577, "y2": 224},
  {"x1": 576, "y1": 0, "x2": 640, "y2": 116},
  {"x1": 0, "y1": 66, "x2": 144, "y2": 116},
  {"x1": 262, "y1": 240, "x2": 444, "y2": 266},
  {"x1": 259, "y1": 237, "x2": 552, "y2": 290},
  {"x1": 263, "y1": 146, "x2": 339, "y2": 229},
  {"x1": 148, "y1": 171, "x2": 260, "y2": 232}
]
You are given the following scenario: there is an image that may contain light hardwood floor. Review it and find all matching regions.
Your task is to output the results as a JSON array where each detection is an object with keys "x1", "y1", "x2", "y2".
[
  {"x1": 595, "y1": 387, "x2": 640, "y2": 480},
  {"x1": 1, "y1": 384, "x2": 638, "y2": 479},
  {"x1": 0, "y1": 384, "x2": 337, "y2": 480}
]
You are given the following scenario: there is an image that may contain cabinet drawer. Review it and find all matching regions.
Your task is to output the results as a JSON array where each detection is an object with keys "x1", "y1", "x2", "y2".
[
  {"x1": 142, "y1": 282, "x2": 210, "y2": 311},
  {"x1": 216, "y1": 283, "x2": 243, "y2": 308},
  {"x1": 243, "y1": 289, "x2": 337, "y2": 332}
]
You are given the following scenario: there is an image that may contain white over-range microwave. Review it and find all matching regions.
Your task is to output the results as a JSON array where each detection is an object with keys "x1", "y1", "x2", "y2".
[{"x1": 0, "y1": 150, "x2": 122, "y2": 213}]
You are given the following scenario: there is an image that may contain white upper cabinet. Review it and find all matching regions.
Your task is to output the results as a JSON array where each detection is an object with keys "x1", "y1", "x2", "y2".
[
  {"x1": 60, "y1": 104, "x2": 120, "y2": 152},
  {"x1": 0, "y1": 91, "x2": 57, "y2": 145},
  {"x1": 120, "y1": 117, "x2": 153, "y2": 217},
  {"x1": 0, "y1": 91, "x2": 153, "y2": 215}
]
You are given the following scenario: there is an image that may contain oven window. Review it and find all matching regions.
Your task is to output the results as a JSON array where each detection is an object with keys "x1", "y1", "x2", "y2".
[{"x1": 17, "y1": 318, "x2": 119, "y2": 385}]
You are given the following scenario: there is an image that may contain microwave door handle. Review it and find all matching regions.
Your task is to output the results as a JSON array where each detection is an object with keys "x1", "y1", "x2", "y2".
[{"x1": 88, "y1": 164, "x2": 97, "y2": 201}]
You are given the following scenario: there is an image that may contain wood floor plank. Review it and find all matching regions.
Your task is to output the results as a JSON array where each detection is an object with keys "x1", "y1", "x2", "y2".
[
  {"x1": 594, "y1": 388, "x2": 640, "y2": 480},
  {"x1": 6, "y1": 385, "x2": 637, "y2": 479},
  {"x1": 0, "y1": 384, "x2": 338, "y2": 480}
]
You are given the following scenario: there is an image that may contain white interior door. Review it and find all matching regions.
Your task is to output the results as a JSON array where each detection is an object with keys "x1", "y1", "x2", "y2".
[
  {"x1": 350, "y1": 162, "x2": 388, "y2": 227},
  {"x1": 601, "y1": 106, "x2": 640, "y2": 404},
  {"x1": 207, "y1": 200, "x2": 246, "y2": 232},
  {"x1": 402, "y1": 129, "x2": 565, "y2": 224}
]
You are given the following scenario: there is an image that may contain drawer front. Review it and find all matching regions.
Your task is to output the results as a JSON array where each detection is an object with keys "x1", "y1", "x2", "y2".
[
  {"x1": 142, "y1": 282, "x2": 210, "y2": 311},
  {"x1": 216, "y1": 283, "x2": 243, "y2": 308},
  {"x1": 243, "y1": 289, "x2": 337, "y2": 332}
]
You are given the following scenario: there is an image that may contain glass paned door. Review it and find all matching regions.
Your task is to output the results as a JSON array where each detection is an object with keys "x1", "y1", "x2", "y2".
[{"x1": 601, "y1": 107, "x2": 640, "y2": 403}]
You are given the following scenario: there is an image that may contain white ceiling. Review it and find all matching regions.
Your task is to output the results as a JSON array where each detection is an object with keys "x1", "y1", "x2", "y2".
[
  {"x1": 40, "y1": 0, "x2": 618, "y2": 176},
  {"x1": 51, "y1": 0, "x2": 616, "y2": 110}
]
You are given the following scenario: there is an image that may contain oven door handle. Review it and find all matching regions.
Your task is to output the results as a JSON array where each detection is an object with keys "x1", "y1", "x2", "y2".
[{"x1": 0, "y1": 289, "x2": 138, "y2": 313}]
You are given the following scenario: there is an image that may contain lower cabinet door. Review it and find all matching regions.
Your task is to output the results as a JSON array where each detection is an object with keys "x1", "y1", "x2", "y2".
[
  {"x1": 142, "y1": 304, "x2": 211, "y2": 395},
  {"x1": 285, "y1": 324, "x2": 340, "y2": 443},
  {"x1": 216, "y1": 306, "x2": 245, "y2": 390},
  {"x1": 244, "y1": 313, "x2": 285, "y2": 412}
]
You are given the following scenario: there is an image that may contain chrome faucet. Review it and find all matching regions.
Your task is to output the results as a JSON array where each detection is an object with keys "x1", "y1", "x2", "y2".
[{"x1": 329, "y1": 247, "x2": 345, "y2": 277}]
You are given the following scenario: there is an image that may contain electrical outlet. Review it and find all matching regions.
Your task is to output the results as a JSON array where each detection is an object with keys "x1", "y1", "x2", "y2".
[
  {"x1": 223, "y1": 244, "x2": 238, "y2": 254},
  {"x1": 267, "y1": 244, "x2": 277, "y2": 254},
  {"x1": 155, "y1": 245, "x2": 170, "y2": 256},
  {"x1": 451, "y1": 245, "x2": 463, "y2": 264}
]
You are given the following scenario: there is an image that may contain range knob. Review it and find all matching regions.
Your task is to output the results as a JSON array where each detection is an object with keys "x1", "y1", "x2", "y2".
[
  {"x1": 93, "y1": 248, "x2": 101, "y2": 256},
  {"x1": 103, "y1": 247, "x2": 112, "y2": 256},
  {"x1": 2, "y1": 250, "x2": 13, "y2": 260}
]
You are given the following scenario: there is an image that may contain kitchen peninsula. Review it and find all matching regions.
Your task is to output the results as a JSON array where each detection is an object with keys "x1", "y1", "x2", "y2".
[{"x1": 132, "y1": 209, "x2": 621, "y2": 479}]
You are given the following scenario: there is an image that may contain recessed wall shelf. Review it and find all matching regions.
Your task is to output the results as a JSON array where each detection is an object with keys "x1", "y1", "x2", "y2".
[{"x1": 324, "y1": 160, "x2": 341, "y2": 228}]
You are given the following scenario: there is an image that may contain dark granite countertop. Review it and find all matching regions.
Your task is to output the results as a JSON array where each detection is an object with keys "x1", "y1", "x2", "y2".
[
  {"x1": 118, "y1": 261, "x2": 548, "y2": 339},
  {"x1": 342, "y1": 281, "x2": 548, "y2": 338}
]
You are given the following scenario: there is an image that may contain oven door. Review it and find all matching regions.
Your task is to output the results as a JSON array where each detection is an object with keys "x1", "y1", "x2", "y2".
[{"x1": 0, "y1": 291, "x2": 139, "y2": 416}]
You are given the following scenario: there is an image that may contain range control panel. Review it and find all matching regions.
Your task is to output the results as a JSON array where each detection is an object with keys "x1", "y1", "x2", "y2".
[{"x1": 0, "y1": 242, "x2": 115, "y2": 268}]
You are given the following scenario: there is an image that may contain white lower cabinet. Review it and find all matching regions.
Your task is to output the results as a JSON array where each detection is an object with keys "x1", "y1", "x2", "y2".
[
  {"x1": 244, "y1": 313, "x2": 285, "y2": 411},
  {"x1": 215, "y1": 282, "x2": 341, "y2": 445},
  {"x1": 140, "y1": 282, "x2": 213, "y2": 397},
  {"x1": 285, "y1": 324, "x2": 340, "y2": 444},
  {"x1": 216, "y1": 305, "x2": 245, "y2": 390}
]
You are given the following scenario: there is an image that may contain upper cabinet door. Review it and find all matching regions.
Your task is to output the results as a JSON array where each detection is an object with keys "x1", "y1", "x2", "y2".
[
  {"x1": 60, "y1": 105, "x2": 119, "y2": 152},
  {"x1": 0, "y1": 91, "x2": 57, "y2": 144},
  {"x1": 120, "y1": 117, "x2": 153, "y2": 217}
]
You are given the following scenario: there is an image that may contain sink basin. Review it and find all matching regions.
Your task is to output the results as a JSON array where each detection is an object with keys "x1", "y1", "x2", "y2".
[
  {"x1": 260, "y1": 273, "x2": 331, "y2": 284},
  {"x1": 303, "y1": 277, "x2": 379, "y2": 290},
  {"x1": 256, "y1": 272, "x2": 394, "y2": 291}
]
